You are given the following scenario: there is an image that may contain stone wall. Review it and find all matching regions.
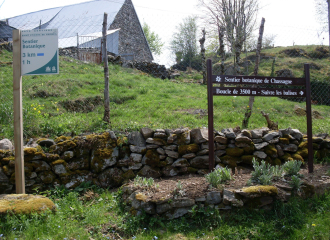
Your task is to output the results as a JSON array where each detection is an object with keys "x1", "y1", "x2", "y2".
[
  {"x1": 0, "y1": 127, "x2": 330, "y2": 194},
  {"x1": 109, "y1": 0, "x2": 153, "y2": 62}
]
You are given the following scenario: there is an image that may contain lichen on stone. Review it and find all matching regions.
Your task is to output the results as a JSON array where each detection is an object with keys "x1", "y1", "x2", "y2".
[
  {"x1": 226, "y1": 147, "x2": 244, "y2": 157},
  {"x1": 178, "y1": 144, "x2": 199, "y2": 155}
]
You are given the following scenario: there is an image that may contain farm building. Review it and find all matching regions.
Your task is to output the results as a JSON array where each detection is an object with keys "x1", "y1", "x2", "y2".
[{"x1": 0, "y1": 0, "x2": 153, "y2": 62}]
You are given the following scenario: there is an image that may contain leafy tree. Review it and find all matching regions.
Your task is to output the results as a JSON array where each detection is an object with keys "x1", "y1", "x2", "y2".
[
  {"x1": 142, "y1": 22, "x2": 164, "y2": 56},
  {"x1": 170, "y1": 16, "x2": 199, "y2": 69}
]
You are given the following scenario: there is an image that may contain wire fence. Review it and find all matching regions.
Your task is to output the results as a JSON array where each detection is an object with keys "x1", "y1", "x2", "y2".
[{"x1": 0, "y1": 1, "x2": 330, "y2": 141}]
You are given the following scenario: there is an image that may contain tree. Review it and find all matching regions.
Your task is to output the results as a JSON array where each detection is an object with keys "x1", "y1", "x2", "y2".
[
  {"x1": 170, "y1": 16, "x2": 199, "y2": 68},
  {"x1": 315, "y1": 0, "x2": 330, "y2": 52},
  {"x1": 142, "y1": 22, "x2": 164, "y2": 56},
  {"x1": 198, "y1": 0, "x2": 259, "y2": 69}
]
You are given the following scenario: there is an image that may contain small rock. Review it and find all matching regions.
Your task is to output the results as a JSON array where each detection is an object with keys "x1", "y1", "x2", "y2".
[{"x1": 0, "y1": 139, "x2": 13, "y2": 151}]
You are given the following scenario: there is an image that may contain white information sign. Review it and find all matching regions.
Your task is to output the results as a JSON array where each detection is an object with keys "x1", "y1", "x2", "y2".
[{"x1": 21, "y1": 29, "x2": 59, "y2": 75}]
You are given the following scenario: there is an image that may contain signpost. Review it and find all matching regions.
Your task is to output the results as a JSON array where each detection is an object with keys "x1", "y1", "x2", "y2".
[
  {"x1": 13, "y1": 29, "x2": 59, "y2": 194},
  {"x1": 207, "y1": 59, "x2": 314, "y2": 173}
]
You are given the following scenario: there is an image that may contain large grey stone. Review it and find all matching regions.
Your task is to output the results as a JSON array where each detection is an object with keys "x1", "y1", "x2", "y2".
[
  {"x1": 235, "y1": 134, "x2": 252, "y2": 143},
  {"x1": 216, "y1": 143, "x2": 227, "y2": 150},
  {"x1": 138, "y1": 166, "x2": 161, "y2": 178},
  {"x1": 31, "y1": 161, "x2": 51, "y2": 172},
  {"x1": 162, "y1": 166, "x2": 179, "y2": 177},
  {"x1": 163, "y1": 145, "x2": 178, "y2": 151},
  {"x1": 128, "y1": 131, "x2": 146, "y2": 147},
  {"x1": 262, "y1": 132, "x2": 280, "y2": 142},
  {"x1": 190, "y1": 128, "x2": 209, "y2": 144},
  {"x1": 182, "y1": 153, "x2": 196, "y2": 159},
  {"x1": 129, "y1": 145, "x2": 147, "y2": 154},
  {"x1": 255, "y1": 142, "x2": 269, "y2": 150},
  {"x1": 141, "y1": 202, "x2": 156, "y2": 214},
  {"x1": 253, "y1": 151, "x2": 267, "y2": 159},
  {"x1": 206, "y1": 191, "x2": 222, "y2": 205},
  {"x1": 283, "y1": 144, "x2": 298, "y2": 152},
  {"x1": 190, "y1": 155, "x2": 209, "y2": 168},
  {"x1": 276, "y1": 145, "x2": 284, "y2": 157},
  {"x1": 291, "y1": 129, "x2": 303, "y2": 141},
  {"x1": 251, "y1": 129, "x2": 263, "y2": 139},
  {"x1": 223, "y1": 189, "x2": 244, "y2": 207},
  {"x1": 172, "y1": 158, "x2": 190, "y2": 167},
  {"x1": 214, "y1": 136, "x2": 228, "y2": 145},
  {"x1": 140, "y1": 128, "x2": 154, "y2": 139},
  {"x1": 98, "y1": 168, "x2": 124, "y2": 188},
  {"x1": 157, "y1": 148, "x2": 165, "y2": 155},
  {"x1": 170, "y1": 198, "x2": 195, "y2": 208},
  {"x1": 0, "y1": 139, "x2": 13, "y2": 151},
  {"x1": 165, "y1": 150, "x2": 179, "y2": 159},
  {"x1": 154, "y1": 132, "x2": 167, "y2": 139},
  {"x1": 215, "y1": 150, "x2": 226, "y2": 157},
  {"x1": 130, "y1": 153, "x2": 142, "y2": 163},
  {"x1": 129, "y1": 163, "x2": 143, "y2": 170},
  {"x1": 156, "y1": 203, "x2": 172, "y2": 214},
  {"x1": 146, "y1": 138, "x2": 165, "y2": 146}
]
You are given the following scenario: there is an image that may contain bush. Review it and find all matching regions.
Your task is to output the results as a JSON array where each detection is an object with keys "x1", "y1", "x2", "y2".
[
  {"x1": 290, "y1": 175, "x2": 302, "y2": 192},
  {"x1": 251, "y1": 159, "x2": 285, "y2": 185},
  {"x1": 205, "y1": 167, "x2": 232, "y2": 188},
  {"x1": 283, "y1": 160, "x2": 302, "y2": 176}
]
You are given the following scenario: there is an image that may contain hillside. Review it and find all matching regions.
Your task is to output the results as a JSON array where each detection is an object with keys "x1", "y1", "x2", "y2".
[{"x1": 0, "y1": 45, "x2": 330, "y2": 140}]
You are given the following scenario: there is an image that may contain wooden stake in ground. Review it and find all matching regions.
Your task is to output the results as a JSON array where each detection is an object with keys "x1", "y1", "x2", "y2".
[
  {"x1": 102, "y1": 13, "x2": 110, "y2": 124},
  {"x1": 13, "y1": 30, "x2": 25, "y2": 194},
  {"x1": 199, "y1": 29, "x2": 206, "y2": 85},
  {"x1": 242, "y1": 17, "x2": 265, "y2": 129}
]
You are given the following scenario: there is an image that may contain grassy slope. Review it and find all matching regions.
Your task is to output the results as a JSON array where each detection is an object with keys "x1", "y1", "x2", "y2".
[{"x1": 1, "y1": 45, "x2": 330, "y2": 140}]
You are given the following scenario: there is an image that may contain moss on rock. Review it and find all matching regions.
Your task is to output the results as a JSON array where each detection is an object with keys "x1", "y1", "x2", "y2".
[
  {"x1": 144, "y1": 150, "x2": 160, "y2": 167},
  {"x1": 0, "y1": 194, "x2": 56, "y2": 215},
  {"x1": 55, "y1": 136, "x2": 72, "y2": 143},
  {"x1": 49, "y1": 140, "x2": 76, "y2": 154},
  {"x1": 242, "y1": 186, "x2": 278, "y2": 195},
  {"x1": 292, "y1": 154, "x2": 304, "y2": 162},
  {"x1": 178, "y1": 144, "x2": 199, "y2": 155},
  {"x1": 280, "y1": 138, "x2": 290, "y2": 144},
  {"x1": 123, "y1": 169, "x2": 136, "y2": 180},
  {"x1": 296, "y1": 148, "x2": 308, "y2": 158},
  {"x1": 220, "y1": 155, "x2": 239, "y2": 168},
  {"x1": 241, "y1": 155, "x2": 254, "y2": 165},
  {"x1": 226, "y1": 147, "x2": 244, "y2": 157},
  {"x1": 264, "y1": 145, "x2": 277, "y2": 158},
  {"x1": 281, "y1": 153, "x2": 293, "y2": 162}
]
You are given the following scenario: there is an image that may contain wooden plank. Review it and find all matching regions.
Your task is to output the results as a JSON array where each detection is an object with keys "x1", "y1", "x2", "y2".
[
  {"x1": 213, "y1": 87, "x2": 306, "y2": 98},
  {"x1": 13, "y1": 30, "x2": 25, "y2": 194},
  {"x1": 212, "y1": 75, "x2": 306, "y2": 86},
  {"x1": 207, "y1": 59, "x2": 215, "y2": 172}
]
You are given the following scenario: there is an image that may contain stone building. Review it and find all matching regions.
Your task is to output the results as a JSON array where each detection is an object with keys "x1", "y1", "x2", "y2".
[{"x1": 1, "y1": 0, "x2": 153, "y2": 62}]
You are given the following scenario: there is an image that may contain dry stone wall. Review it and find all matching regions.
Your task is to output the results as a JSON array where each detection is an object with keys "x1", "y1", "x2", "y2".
[{"x1": 0, "y1": 127, "x2": 330, "y2": 194}]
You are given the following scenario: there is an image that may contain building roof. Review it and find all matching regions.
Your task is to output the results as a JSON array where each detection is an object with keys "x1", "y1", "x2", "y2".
[{"x1": 6, "y1": 0, "x2": 124, "y2": 39}]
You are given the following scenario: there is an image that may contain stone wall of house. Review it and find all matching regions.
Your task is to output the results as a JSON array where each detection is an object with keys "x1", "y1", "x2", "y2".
[
  {"x1": 0, "y1": 127, "x2": 329, "y2": 194},
  {"x1": 109, "y1": 0, "x2": 153, "y2": 62}
]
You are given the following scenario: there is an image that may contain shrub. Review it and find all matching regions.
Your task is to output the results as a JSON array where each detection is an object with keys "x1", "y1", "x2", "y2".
[
  {"x1": 283, "y1": 160, "x2": 302, "y2": 176},
  {"x1": 205, "y1": 167, "x2": 232, "y2": 188},
  {"x1": 251, "y1": 159, "x2": 284, "y2": 185},
  {"x1": 133, "y1": 176, "x2": 157, "y2": 188},
  {"x1": 290, "y1": 175, "x2": 302, "y2": 192}
]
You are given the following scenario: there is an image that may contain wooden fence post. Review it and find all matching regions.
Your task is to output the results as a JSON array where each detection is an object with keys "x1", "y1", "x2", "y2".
[
  {"x1": 102, "y1": 13, "x2": 110, "y2": 124},
  {"x1": 13, "y1": 29, "x2": 25, "y2": 194}
]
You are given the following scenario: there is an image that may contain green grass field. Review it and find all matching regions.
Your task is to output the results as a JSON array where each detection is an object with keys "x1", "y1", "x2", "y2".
[{"x1": 1, "y1": 45, "x2": 330, "y2": 140}]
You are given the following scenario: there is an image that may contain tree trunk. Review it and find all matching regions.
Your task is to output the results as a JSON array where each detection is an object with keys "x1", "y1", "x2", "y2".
[
  {"x1": 242, "y1": 17, "x2": 265, "y2": 129},
  {"x1": 218, "y1": 25, "x2": 225, "y2": 76},
  {"x1": 102, "y1": 13, "x2": 110, "y2": 124},
  {"x1": 199, "y1": 29, "x2": 206, "y2": 85}
]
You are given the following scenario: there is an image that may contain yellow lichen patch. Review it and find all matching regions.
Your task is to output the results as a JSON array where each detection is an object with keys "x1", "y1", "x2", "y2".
[
  {"x1": 135, "y1": 193, "x2": 147, "y2": 202},
  {"x1": 117, "y1": 137, "x2": 128, "y2": 147},
  {"x1": 242, "y1": 186, "x2": 278, "y2": 195},
  {"x1": 280, "y1": 138, "x2": 290, "y2": 144},
  {"x1": 55, "y1": 136, "x2": 72, "y2": 143},
  {"x1": 49, "y1": 140, "x2": 76, "y2": 154},
  {"x1": 95, "y1": 148, "x2": 114, "y2": 159},
  {"x1": 24, "y1": 148, "x2": 37, "y2": 156},
  {"x1": 292, "y1": 154, "x2": 304, "y2": 162},
  {"x1": 36, "y1": 145, "x2": 44, "y2": 153},
  {"x1": 178, "y1": 144, "x2": 199, "y2": 155},
  {"x1": 51, "y1": 160, "x2": 67, "y2": 166},
  {"x1": 0, "y1": 194, "x2": 56, "y2": 215},
  {"x1": 220, "y1": 155, "x2": 239, "y2": 168},
  {"x1": 1, "y1": 156, "x2": 15, "y2": 165},
  {"x1": 297, "y1": 149, "x2": 308, "y2": 158},
  {"x1": 243, "y1": 143, "x2": 255, "y2": 155},
  {"x1": 144, "y1": 150, "x2": 160, "y2": 167},
  {"x1": 42, "y1": 153, "x2": 60, "y2": 162},
  {"x1": 299, "y1": 141, "x2": 319, "y2": 150},
  {"x1": 281, "y1": 153, "x2": 293, "y2": 162},
  {"x1": 264, "y1": 145, "x2": 277, "y2": 157},
  {"x1": 0, "y1": 150, "x2": 12, "y2": 159}
]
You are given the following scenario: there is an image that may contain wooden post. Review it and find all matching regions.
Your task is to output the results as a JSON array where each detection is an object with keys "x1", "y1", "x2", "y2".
[
  {"x1": 207, "y1": 59, "x2": 215, "y2": 172},
  {"x1": 305, "y1": 64, "x2": 313, "y2": 173},
  {"x1": 102, "y1": 13, "x2": 110, "y2": 124},
  {"x1": 13, "y1": 30, "x2": 25, "y2": 194}
]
